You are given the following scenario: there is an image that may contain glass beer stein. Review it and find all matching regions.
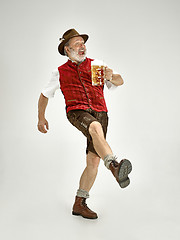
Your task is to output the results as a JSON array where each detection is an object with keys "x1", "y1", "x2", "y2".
[{"x1": 91, "y1": 60, "x2": 105, "y2": 86}]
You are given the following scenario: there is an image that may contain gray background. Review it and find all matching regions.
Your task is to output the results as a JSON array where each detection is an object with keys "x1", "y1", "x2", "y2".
[{"x1": 0, "y1": 0, "x2": 180, "y2": 239}]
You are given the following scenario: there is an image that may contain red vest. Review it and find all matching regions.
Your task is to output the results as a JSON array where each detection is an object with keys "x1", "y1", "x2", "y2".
[{"x1": 58, "y1": 58, "x2": 108, "y2": 113}]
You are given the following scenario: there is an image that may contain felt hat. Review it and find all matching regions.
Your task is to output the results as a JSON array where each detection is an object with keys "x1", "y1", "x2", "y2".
[{"x1": 58, "y1": 28, "x2": 89, "y2": 55}]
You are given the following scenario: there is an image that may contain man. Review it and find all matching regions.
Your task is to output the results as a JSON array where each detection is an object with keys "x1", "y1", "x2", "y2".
[{"x1": 37, "y1": 29, "x2": 132, "y2": 219}]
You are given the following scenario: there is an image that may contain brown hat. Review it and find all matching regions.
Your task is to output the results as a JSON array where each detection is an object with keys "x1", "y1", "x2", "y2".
[{"x1": 58, "y1": 28, "x2": 89, "y2": 55}]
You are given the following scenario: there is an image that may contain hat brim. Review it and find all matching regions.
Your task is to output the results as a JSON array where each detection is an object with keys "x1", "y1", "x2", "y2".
[{"x1": 58, "y1": 34, "x2": 89, "y2": 56}]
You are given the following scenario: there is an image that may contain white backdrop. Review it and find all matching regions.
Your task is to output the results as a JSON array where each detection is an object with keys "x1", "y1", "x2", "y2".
[{"x1": 0, "y1": 0, "x2": 180, "y2": 239}]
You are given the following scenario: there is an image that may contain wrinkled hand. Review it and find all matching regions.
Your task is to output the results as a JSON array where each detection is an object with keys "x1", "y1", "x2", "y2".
[
  {"x1": 105, "y1": 67, "x2": 113, "y2": 81},
  {"x1": 37, "y1": 118, "x2": 49, "y2": 133}
]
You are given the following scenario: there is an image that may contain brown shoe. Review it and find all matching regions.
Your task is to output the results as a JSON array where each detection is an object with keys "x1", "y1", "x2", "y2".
[
  {"x1": 72, "y1": 196, "x2": 98, "y2": 219},
  {"x1": 109, "y1": 159, "x2": 132, "y2": 188}
]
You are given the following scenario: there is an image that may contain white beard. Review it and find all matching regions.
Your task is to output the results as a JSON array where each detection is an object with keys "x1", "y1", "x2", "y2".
[{"x1": 69, "y1": 48, "x2": 87, "y2": 63}]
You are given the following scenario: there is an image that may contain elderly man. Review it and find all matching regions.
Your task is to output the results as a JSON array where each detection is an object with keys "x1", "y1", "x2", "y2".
[{"x1": 37, "y1": 29, "x2": 132, "y2": 219}]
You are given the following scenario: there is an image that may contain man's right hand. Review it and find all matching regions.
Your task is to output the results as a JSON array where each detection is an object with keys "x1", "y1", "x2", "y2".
[
  {"x1": 37, "y1": 118, "x2": 49, "y2": 133},
  {"x1": 37, "y1": 93, "x2": 49, "y2": 133}
]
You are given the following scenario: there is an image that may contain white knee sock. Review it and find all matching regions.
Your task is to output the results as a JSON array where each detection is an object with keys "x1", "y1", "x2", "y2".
[
  {"x1": 104, "y1": 154, "x2": 117, "y2": 169},
  {"x1": 77, "y1": 188, "x2": 90, "y2": 198}
]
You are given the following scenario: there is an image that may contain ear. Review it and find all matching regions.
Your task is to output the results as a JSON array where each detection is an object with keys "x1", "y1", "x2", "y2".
[{"x1": 64, "y1": 46, "x2": 70, "y2": 55}]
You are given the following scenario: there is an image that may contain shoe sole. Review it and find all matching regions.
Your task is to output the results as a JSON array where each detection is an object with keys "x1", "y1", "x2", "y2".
[
  {"x1": 72, "y1": 211, "x2": 98, "y2": 219},
  {"x1": 119, "y1": 177, "x2": 130, "y2": 188},
  {"x1": 118, "y1": 159, "x2": 132, "y2": 188}
]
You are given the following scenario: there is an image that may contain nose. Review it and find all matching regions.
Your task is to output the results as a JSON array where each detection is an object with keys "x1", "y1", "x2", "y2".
[{"x1": 80, "y1": 42, "x2": 85, "y2": 48}]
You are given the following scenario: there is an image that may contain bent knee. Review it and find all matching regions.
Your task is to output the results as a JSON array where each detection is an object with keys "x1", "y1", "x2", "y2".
[{"x1": 89, "y1": 121, "x2": 103, "y2": 136}]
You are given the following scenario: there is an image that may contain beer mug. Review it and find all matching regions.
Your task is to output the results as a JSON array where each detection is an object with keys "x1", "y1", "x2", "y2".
[{"x1": 91, "y1": 60, "x2": 105, "y2": 86}]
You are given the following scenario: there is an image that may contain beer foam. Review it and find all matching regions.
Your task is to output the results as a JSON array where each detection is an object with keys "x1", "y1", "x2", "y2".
[{"x1": 91, "y1": 59, "x2": 104, "y2": 66}]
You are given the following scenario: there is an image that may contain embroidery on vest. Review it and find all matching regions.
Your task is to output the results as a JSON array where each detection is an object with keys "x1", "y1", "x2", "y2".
[{"x1": 67, "y1": 99, "x2": 76, "y2": 102}]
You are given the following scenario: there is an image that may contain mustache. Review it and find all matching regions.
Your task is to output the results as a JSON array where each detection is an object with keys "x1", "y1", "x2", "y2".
[{"x1": 69, "y1": 47, "x2": 85, "y2": 51}]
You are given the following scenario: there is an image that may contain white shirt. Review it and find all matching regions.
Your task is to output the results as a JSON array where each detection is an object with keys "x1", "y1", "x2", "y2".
[{"x1": 42, "y1": 59, "x2": 118, "y2": 98}]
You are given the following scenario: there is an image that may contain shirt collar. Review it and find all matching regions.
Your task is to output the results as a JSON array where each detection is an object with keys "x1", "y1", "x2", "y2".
[{"x1": 68, "y1": 57, "x2": 87, "y2": 66}]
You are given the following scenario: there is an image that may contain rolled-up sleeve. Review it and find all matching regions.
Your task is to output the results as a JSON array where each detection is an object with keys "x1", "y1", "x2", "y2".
[
  {"x1": 41, "y1": 69, "x2": 60, "y2": 98},
  {"x1": 105, "y1": 79, "x2": 117, "y2": 90}
]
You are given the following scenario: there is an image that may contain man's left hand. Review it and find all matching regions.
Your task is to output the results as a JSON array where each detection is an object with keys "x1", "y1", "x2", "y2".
[{"x1": 105, "y1": 67, "x2": 113, "y2": 81}]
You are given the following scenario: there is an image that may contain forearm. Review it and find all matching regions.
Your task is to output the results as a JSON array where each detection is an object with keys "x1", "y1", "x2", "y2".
[
  {"x1": 105, "y1": 67, "x2": 124, "y2": 86},
  {"x1": 110, "y1": 74, "x2": 124, "y2": 86},
  {"x1": 38, "y1": 93, "x2": 49, "y2": 119}
]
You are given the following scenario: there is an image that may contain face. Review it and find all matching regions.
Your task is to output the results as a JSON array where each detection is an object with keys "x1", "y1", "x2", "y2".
[{"x1": 65, "y1": 36, "x2": 87, "y2": 63}]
